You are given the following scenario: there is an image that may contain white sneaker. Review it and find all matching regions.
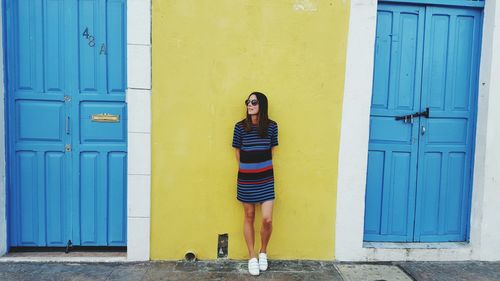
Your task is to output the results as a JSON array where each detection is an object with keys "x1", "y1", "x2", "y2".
[
  {"x1": 258, "y1": 252, "x2": 268, "y2": 271},
  {"x1": 248, "y1": 257, "x2": 260, "y2": 276}
]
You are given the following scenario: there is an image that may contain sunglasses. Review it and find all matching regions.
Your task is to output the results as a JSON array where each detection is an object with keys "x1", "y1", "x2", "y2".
[{"x1": 245, "y1": 99, "x2": 259, "y2": 106}]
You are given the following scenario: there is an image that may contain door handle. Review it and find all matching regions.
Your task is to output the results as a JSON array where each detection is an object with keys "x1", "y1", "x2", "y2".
[
  {"x1": 421, "y1": 125, "x2": 426, "y2": 135},
  {"x1": 66, "y1": 116, "x2": 70, "y2": 134}
]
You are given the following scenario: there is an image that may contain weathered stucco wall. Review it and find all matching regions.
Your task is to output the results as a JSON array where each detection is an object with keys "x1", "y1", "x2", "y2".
[{"x1": 151, "y1": 0, "x2": 350, "y2": 260}]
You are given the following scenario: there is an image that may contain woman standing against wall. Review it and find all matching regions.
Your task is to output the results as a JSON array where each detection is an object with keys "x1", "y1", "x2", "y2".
[{"x1": 232, "y1": 92, "x2": 278, "y2": 276}]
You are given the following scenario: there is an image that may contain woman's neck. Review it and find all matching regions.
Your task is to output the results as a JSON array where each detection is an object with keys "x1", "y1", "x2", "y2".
[{"x1": 251, "y1": 115, "x2": 259, "y2": 125}]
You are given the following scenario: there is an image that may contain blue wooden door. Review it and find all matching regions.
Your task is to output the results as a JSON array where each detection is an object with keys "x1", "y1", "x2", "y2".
[
  {"x1": 364, "y1": 3, "x2": 425, "y2": 242},
  {"x1": 364, "y1": 3, "x2": 482, "y2": 242},
  {"x1": 413, "y1": 6, "x2": 482, "y2": 242},
  {"x1": 5, "y1": 0, "x2": 127, "y2": 247}
]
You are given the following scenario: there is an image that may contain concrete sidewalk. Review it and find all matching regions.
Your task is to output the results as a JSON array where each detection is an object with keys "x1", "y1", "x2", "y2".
[{"x1": 1, "y1": 260, "x2": 499, "y2": 280}]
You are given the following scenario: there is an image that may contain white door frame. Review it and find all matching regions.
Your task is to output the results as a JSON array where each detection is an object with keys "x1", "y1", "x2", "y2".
[{"x1": 336, "y1": 0, "x2": 500, "y2": 261}]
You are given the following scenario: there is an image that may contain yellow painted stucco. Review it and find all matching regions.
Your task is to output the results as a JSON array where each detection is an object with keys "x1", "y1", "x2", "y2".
[{"x1": 151, "y1": 0, "x2": 350, "y2": 260}]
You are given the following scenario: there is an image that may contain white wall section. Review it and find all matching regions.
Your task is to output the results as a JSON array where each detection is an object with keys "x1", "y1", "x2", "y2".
[
  {"x1": 127, "y1": 0, "x2": 152, "y2": 261},
  {"x1": 335, "y1": 0, "x2": 377, "y2": 261},
  {"x1": 472, "y1": 0, "x2": 500, "y2": 261}
]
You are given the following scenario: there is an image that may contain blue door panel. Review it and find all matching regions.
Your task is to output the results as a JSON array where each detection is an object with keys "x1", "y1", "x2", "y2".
[
  {"x1": 425, "y1": 119, "x2": 468, "y2": 144},
  {"x1": 364, "y1": 151, "x2": 385, "y2": 236},
  {"x1": 369, "y1": 117, "x2": 414, "y2": 142},
  {"x1": 74, "y1": 0, "x2": 127, "y2": 246},
  {"x1": 415, "y1": 7, "x2": 482, "y2": 242},
  {"x1": 79, "y1": 152, "x2": 98, "y2": 245},
  {"x1": 107, "y1": 0, "x2": 127, "y2": 93},
  {"x1": 364, "y1": 3, "x2": 424, "y2": 242},
  {"x1": 16, "y1": 151, "x2": 38, "y2": 245},
  {"x1": 414, "y1": 6, "x2": 482, "y2": 242},
  {"x1": 108, "y1": 152, "x2": 127, "y2": 245},
  {"x1": 16, "y1": 0, "x2": 43, "y2": 92},
  {"x1": 445, "y1": 153, "x2": 467, "y2": 233},
  {"x1": 388, "y1": 152, "x2": 412, "y2": 236},
  {"x1": 370, "y1": 4, "x2": 424, "y2": 117},
  {"x1": 16, "y1": 101, "x2": 64, "y2": 142},
  {"x1": 79, "y1": 0, "x2": 102, "y2": 93},
  {"x1": 418, "y1": 153, "x2": 442, "y2": 235},
  {"x1": 6, "y1": 0, "x2": 127, "y2": 247},
  {"x1": 392, "y1": 13, "x2": 420, "y2": 110},
  {"x1": 365, "y1": 3, "x2": 481, "y2": 242},
  {"x1": 45, "y1": 0, "x2": 65, "y2": 93},
  {"x1": 371, "y1": 10, "x2": 393, "y2": 109},
  {"x1": 453, "y1": 17, "x2": 475, "y2": 110},
  {"x1": 45, "y1": 152, "x2": 69, "y2": 246},
  {"x1": 72, "y1": 0, "x2": 127, "y2": 246}
]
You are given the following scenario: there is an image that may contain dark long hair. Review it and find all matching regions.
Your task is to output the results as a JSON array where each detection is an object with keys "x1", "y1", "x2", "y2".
[{"x1": 241, "y1": 92, "x2": 274, "y2": 138}]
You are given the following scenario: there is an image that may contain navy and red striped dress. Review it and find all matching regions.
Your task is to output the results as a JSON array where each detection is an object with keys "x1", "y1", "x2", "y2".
[{"x1": 232, "y1": 121, "x2": 278, "y2": 203}]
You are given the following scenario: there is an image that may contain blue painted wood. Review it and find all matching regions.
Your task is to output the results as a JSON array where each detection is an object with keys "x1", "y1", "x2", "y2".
[
  {"x1": 4, "y1": 0, "x2": 70, "y2": 247},
  {"x1": 5, "y1": 0, "x2": 127, "y2": 247},
  {"x1": 364, "y1": 3, "x2": 482, "y2": 242},
  {"x1": 364, "y1": 4, "x2": 425, "y2": 242},
  {"x1": 414, "y1": 6, "x2": 482, "y2": 242}
]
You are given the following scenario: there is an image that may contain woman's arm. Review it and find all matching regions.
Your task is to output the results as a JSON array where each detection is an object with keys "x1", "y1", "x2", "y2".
[{"x1": 235, "y1": 148, "x2": 240, "y2": 163}]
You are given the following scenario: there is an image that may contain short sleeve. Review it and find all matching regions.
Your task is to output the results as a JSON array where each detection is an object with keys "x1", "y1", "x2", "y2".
[
  {"x1": 271, "y1": 123, "x2": 278, "y2": 147},
  {"x1": 232, "y1": 123, "x2": 243, "y2": 148}
]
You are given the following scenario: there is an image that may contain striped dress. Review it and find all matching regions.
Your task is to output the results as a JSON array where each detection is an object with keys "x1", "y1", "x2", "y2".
[{"x1": 232, "y1": 121, "x2": 278, "y2": 203}]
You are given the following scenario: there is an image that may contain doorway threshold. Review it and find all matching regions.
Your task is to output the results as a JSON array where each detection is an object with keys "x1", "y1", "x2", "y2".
[
  {"x1": 363, "y1": 242, "x2": 470, "y2": 249},
  {"x1": 0, "y1": 251, "x2": 127, "y2": 263}
]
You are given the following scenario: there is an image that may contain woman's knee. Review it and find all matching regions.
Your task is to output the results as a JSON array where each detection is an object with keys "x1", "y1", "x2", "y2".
[
  {"x1": 262, "y1": 217, "x2": 272, "y2": 228},
  {"x1": 244, "y1": 209, "x2": 255, "y2": 221}
]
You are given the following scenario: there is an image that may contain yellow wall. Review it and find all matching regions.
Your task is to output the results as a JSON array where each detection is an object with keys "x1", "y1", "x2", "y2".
[{"x1": 151, "y1": 0, "x2": 350, "y2": 260}]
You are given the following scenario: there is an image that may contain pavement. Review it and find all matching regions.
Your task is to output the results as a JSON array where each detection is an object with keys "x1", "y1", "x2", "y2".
[{"x1": 1, "y1": 260, "x2": 500, "y2": 280}]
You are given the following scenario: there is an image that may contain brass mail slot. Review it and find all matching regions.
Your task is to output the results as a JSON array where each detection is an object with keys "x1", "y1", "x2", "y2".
[{"x1": 91, "y1": 113, "x2": 120, "y2": 123}]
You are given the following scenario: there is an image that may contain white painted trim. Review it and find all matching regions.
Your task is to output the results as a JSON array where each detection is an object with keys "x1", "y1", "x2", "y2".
[
  {"x1": 471, "y1": 0, "x2": 500, "y2": 261},
  {"x1": 0, "y1": 2, "x2": 6, "y2": 257},
  {"x1": 335, "y1": 0, "x2": 377, "y2": 262},
  {"x1": 126, "y1": 0, "x2": 151, "y2": 261},
  {"x1": 336, "y1": 0, "x2": 500, "y2": 261}
]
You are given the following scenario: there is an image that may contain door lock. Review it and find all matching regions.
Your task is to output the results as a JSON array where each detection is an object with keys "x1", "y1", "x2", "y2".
[
  {"x1": 65, "y1": 144, "x2": 71, "y2": 152},
  {"x1": 395, "y1": 107, "x2": 430, "y2": 122}
]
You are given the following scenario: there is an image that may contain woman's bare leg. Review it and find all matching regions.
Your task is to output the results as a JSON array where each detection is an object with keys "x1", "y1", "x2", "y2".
[
  {"x1": 259, "y1": 200, "x2": 274, "y2": 253},
  {"x1": 243, "y1": 203, "x2": 257, "y2": 258}
]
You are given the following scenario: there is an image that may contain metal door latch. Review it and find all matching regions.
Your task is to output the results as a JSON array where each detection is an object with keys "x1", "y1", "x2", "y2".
[
  {"x1": 65, "y1": 144, "x2": 71, "y2": 152},
  {"x1": 421, "y1": 126, "x2": 426, "y2": 135},
  {"x1": 395, "y1": 107, "x2": 430, "y2": 122}
]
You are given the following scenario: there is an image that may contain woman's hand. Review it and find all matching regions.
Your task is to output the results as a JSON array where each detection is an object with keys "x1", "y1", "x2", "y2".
[{"x1": 235, "y1": 148, "x2": 240, "y2": 163}]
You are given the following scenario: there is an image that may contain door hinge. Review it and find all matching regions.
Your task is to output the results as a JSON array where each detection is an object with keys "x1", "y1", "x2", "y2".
[{"x1": 65, "y1": 144, "x2": 71, "y2": 152}]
